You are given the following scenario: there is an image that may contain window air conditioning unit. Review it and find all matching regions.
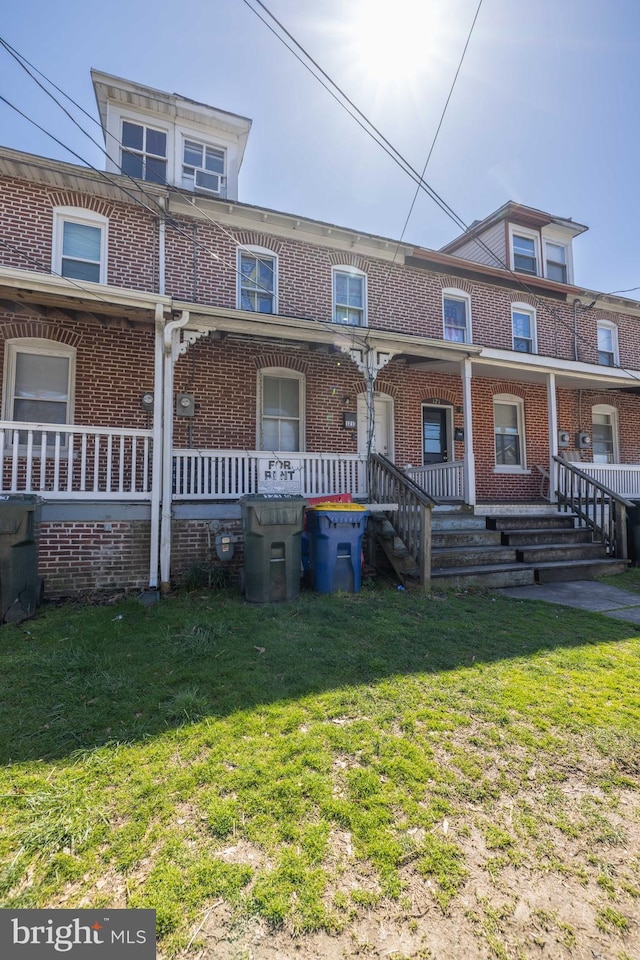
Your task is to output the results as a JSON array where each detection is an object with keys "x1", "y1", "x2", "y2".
[
  {"x1": 577, "y1": 431, "x2": 592, "y2": 448},
  {"x1": 557, "y1": 430, "x2": 570, "y2": 448},
  {"x1": 194, "y1": 170, "x2": 221, "y2": 195}
]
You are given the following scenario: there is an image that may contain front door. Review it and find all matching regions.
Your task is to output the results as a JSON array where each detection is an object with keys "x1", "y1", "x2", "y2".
[
  {"x1": 422, "y1": 405, "x2": 450, "y2": 464},
  {"x1": 357, "y1": 392, "x2": 394, "y2": 458}
]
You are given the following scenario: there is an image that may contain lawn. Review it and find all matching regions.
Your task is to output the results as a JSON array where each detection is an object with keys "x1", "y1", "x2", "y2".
[{"x1": 1, "y1": 584, "x2": 639, "y2": 960}]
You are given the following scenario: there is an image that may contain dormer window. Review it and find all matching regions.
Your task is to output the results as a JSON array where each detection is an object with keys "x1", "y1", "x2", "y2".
[
  {"x1": 182, "y1": 139, "x2": 226, "y2": 196},
  {"x1": 121, "y1": 120, "x2": 167, "y2": 184},
  {"x1": 512, "y1": 234, "x2": 537, "y2": 275},
  {"x1": 544, "y1": 241, "x2": 567, "y2": 283}
]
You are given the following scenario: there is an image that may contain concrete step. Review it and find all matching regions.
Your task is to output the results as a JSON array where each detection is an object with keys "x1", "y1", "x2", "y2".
[
  {"x1": 517, "y1": 543, "x2": 607, "y2": 564},
  {"x1": 432, "y1": 529, "x2": 503, "y2": 548},
  {"x1": 431, "y1": 513, "x2": 488, "y2": 532},
  {"x1": 534, "y1": 558, "x2": 629, "y2": 583},
  {"x1": 501, "y1": 528, "x2": 593, "y2": 546},
  {"x1": 432, "y1": 545, "x2": 518, "y2": 569},
  {"x1": 486, "y1": 514, "x2": 576, "y2": 531},
  {"x1": 432, "y1": 563, "x2": 536, "y2": 589}
]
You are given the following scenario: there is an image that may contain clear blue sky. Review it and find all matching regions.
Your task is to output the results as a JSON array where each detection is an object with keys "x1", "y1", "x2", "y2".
[{"x1": 1, "y1": 0, "x2": 639, "y2": 299}]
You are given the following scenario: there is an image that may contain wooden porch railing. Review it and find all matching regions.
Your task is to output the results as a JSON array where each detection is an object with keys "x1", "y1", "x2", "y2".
[
  {"x1": 405, "y1": 460, "x2": 464, "y2": 501},
  {"x1": 172, "y1": 450, "x2": 368, "y2": 500},
  {"x1": 0, "y1": 421, "x2": 153, "y2": 499},
  {"x1": 554, "y1": 455, "x2": 633, "y2": 559},
  {"x1": 369, "y1": 452, "x2": 438, "y2": 589}
]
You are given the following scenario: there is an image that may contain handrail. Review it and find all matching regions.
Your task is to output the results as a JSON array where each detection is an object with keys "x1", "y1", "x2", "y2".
[
  {"x1": 553, "y1": 455, "x2": 633, "y2": 559},
  {"x1": 369, "y1": 453, "x2": 437, "y2": 589}
]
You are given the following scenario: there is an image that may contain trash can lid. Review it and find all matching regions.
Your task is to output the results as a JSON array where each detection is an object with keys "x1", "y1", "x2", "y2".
[{"x1": 307, "y1": 502, "x2": 367, "y2": 512}]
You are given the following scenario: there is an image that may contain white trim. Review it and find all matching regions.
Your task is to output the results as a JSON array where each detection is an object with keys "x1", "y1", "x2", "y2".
[
  {"x1": 52, "y1": 207, "x2": 108, "y2": 284},
  {"x1": 256, "y1": 367, "x2": 305, "y2": 452},
  {"x1": 511, "y1": 301, "x2": 537, "y2": 354},
  {"x1": 2, "y1": 339, "x2": 76, "y2": 442},
  {"x1": 237, "y1": 245, "x2": 278, "y2": 314},
  {"x1": 332, "y1": 265, "x2": 368, "y2": 327},
  {"x1": 508, "y1": 223, "x2": 540, "y2": 277},
  {"x1": 421, "y1": 402, "x2": 453, "y2": 465},
  {"x1": 493, "y1": 393, "x2": 526, "y2": 470},
  {"x1": 117, "y1": 110, "x2": 170, "y2": 183},
  {"x1": 357, "y1": 391, "x2": 394, "y2": 459},
  {"x1": 596, "y1": 319, "x2": 619, "y2": 367},
  {"x1": 543, "y1": 238, "x2": 569, "y2": 284},
  {"x1": 442, "y1": 287, "x2": 472, "y2": 343},
  {"x1": 592, "y1": 403, "x2": 620, "y2": 464}
]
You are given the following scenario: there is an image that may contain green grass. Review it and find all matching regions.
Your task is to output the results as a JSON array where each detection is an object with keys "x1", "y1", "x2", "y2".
[{"x1": 1, "y1": 584, "x2": 639, "y2": 955}]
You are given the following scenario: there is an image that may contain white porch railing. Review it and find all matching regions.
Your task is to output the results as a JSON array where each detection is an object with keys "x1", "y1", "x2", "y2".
[
  {"x1": 405, "y1": 460, "x2": 465, "y2": 500},
  {"x1": 577, "y1": 463, "x2": 640, "y2": 500},
  {"x1": 172, "y1": 450, "x2": 368, "y2": 500},
  {"x1": 0, "y1": 421, "x2": 153, "y2": 499}
]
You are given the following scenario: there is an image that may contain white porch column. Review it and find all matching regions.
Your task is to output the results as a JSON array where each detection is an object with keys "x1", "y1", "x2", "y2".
[
  {"x1": 462, "y1": 357, "x2": 476, "y2": 506},
  {"x1": 160, "y1": 311, "x2": 190, "y2": 592},
  {"x1": 547, "y1": 372, "x2": 558, "y2": 503},
  {"x1": 148, "y1": 304, "x2": 165, "y2": 589}
]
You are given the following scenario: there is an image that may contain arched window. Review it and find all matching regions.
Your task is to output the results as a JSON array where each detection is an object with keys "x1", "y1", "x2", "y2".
[
  {"x1": 592, "y1": 404, "x2": 619, "y2": 464},
  {"x1": 442, "y1": 288, "x2": 472, "y2": 343},
  {"x1": 52, "y1": 207, "x2": 108, "y2": 284},
  {"x1": 332, "y1": 266, "x2": 367, "y2": 327},
  {"x1": 237, "y1": 246, "x2": 278, "y2": 314},
  {"x1": 493, "y1": 394, "x2": 526, "y2": 470},
  {"x1": 511, "y1": 302, "x2": 537, "y2": 353},
  {"x1": 3, "y1": 338, "x2": 76, "y2": 442}
]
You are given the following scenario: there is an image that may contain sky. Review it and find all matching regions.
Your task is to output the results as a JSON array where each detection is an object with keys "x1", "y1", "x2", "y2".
[{"x1": 1, "y1": 0, "x2": 639, "y2": 299}]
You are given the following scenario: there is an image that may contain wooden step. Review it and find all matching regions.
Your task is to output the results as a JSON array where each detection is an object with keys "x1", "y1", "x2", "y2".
[
  {"x1": 432, "y1": 530, "x2": 502, "y2": 548},
  {"x1": 432, "y1": 545, "x2": 518, "y2": 569},
  {"x1": 516, "y1": 543, "x2": 607, "y2": 564},
  {"x1": 501, "y1": 527, "x2": 593, "y2": 546},
  {"x1": 486, "y1": 514, "x2": 576, "y2": 531},
  {"x1": 432, "y1": 563, "x2": 536, "y2": 589},
  {"x1": 534, "y1": 558, "x2": 629, "y2": 583}
]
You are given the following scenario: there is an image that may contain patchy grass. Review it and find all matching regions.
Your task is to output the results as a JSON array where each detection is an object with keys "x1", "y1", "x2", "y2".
[{"x1": 1, "y1": 585, "x2": 639, "y2": 957}]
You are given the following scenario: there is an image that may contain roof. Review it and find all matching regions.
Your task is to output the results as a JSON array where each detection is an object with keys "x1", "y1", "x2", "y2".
[{"x1": 440, "y1": 201, "x2": 589, "y2": 254}]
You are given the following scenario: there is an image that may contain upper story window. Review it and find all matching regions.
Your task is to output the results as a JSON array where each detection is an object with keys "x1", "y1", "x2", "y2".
[
  {"x1": 442, "y1": 289, "x2": 471, "y2": 343},
  {"x1": 121, "y1": 120, "x2": 167, "y2": 184},
  {"x1": 2, "y1": 339, "x2": 75, "y2": 442},
  {"x1": 182, "y1": 139, "x2": 225, "y2": 195},
  {"x1": 52, "y1": 208, "x2": 107, "y2": 284},
  {"x1": 238, "y1": 247, "x2": 277, "y2": 314},
  {"x1": 512, "y1": 233, "x2": 538, "y2": 275},
  {"x1": 544, "y1": 241, "x2": 567, "y2": 283},
  {"x1": 597, "y1": 321, "x2": 618, "y2": 366},
  {"x1": 333, "y1": 268, "x2": 367, "y2": 326},
  {"x1": 494, "y1": 394, "x2": 526, "y2": 471},
  {"x1": 511, "y1": 303, "x2": 537, "y2": 353},
  {"x1": 258, "y1": 369, "x2": 304, "y2": 452}
]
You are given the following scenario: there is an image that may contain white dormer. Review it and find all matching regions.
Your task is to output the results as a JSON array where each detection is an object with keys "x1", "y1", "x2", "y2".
[
  {"x1": 440, "y1": 202, "x2": 587, "y2": 286},
  {"x1": 91, "y1": 70, "x2": 252, "y2": 202}
]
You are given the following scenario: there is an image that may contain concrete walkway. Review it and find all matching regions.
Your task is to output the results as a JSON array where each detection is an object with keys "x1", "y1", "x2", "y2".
[{"x1": 497, "y1": 580, "x2": 640, "y2": 624}]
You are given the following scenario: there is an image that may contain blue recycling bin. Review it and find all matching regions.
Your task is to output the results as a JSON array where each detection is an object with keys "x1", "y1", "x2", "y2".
[{"x1": 306, "y1": 504, "x2": 368, "y2": 594}]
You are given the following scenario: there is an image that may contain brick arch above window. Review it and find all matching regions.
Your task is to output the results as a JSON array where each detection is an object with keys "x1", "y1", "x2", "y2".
[
  {"x1": 492, "y1": 384, "x2": 527, "y2": 401},
  {"x1": 421, "y1": 391, "x2": 457, "y2": 406},
  {"x1": 234, "y1": 232, "x2": 283, "y2": 254},
  {"x1": 0, "y1": 321, "x2": 82, "y2": 349},
  {"x1": 327, "y1": 252, "x2": 370, "y2": 271},
  {"x1": 253, "y1": 353, "x2": 309, "y2": 374},
  {"x1": 355, "y1": 381, "x2": 399, "y2": 399},
  {"x1": 438, "y1": 276, "x2": 473, "y2": 295},
  {"x1": 48, "y1": 193, "x2": 114, "y2": 219}
]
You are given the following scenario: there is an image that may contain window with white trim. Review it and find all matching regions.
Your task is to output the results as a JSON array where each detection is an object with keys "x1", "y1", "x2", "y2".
[
  {"x1": 2, "y1": 339, "x2": 75, "y2": 442},
  {"x1": 597, "y1": 321, "x2": 618, "y2": 366},
  {"x1": 544, "y1": 241, "x2": 568, "y2": 283},
  {"x1": 511, "y1": 303, "x2": 537, "y2": 353},
  {"x1": 333, "y1": 268, "x2": 367, "y2": 326},
  {"x1": 258, "y1": 369, "x2": 304, "y2": 452},
  {"x1": 510, "y1": 228, "x2": 539, "y2": 276},
  {"x1": 494, "y1": 395, "x2": 525, "y2": 469},
  {"x1": 592, "y1": 404, "x2": 619, "y2": 464},
  {"x1": 442, "y1": 289, "x2": 471, "y2": 343},
  {"x1": 52, "y1": 208, "x2": 107, "y2": 284},
  {"x1": 182, "y1": 138, "x2": 225, "y2": 195},
  {"x1": 238, "y1": 247, "x2": 277, "y2": 314},
  {"x1": 121, "y1": 120, "x2": 167, "y2": 184}
]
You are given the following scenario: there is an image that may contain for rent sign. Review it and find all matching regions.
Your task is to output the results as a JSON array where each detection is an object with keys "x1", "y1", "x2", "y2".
[
  {"x1": 257, "y1": 457, "x2": 303, "y2": 493},
  {"x1": 0, "y1": 910, "x2": 156, "y2": 958}
]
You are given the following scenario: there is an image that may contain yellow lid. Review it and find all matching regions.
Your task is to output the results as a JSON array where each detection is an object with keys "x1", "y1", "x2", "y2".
[{"x1": 307, "y1": 502, "x2": 367, "y2": 511}]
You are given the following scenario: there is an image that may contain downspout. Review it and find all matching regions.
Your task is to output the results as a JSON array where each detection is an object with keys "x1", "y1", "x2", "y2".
[
  {"x1": 148, "y1": 303, "x2": 166, "y2": 589},
  {"x1": 160, "y1": 310, "x2": 190, "y2": 593},
  {"x1": 572, "y1": 298, "x2": 580, "y2": 362},
  {"x1": 158, "y1": 198, "x2": 166, "y2": 297}
]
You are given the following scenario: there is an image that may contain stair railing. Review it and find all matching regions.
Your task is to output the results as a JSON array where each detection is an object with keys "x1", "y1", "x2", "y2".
[
  {"x1": 369, "y1": 453, "x2": 439, "y2": 589},
  {"x1": 554, "y1": 455, "x2": 634, "y2": 559}
]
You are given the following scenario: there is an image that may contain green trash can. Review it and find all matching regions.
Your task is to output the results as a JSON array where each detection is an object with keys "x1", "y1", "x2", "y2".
[
  {"x1": 240, "y1": 495, "x2": 306, "y2": 602},
  {"x1": 0, "y1": 495, "x2": 41, "y2": 623}
]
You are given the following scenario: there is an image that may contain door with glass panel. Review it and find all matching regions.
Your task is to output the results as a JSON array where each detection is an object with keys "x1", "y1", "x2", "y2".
[{"x1": 422, "y1": 405, "x2": 450, "y2": 465}]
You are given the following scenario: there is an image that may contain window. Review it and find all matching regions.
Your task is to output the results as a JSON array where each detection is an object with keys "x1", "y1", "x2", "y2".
[
  {"x1": 53, "y1": 208, "x2": 107, "y2": 284},
  {"x1": 592, "y1": 405, "x2": 619, "y2": 464},
  {"x1": 258, "y1": 370, "x2": 304, "y2": 452},
  {"x1": 182, "y1": 139, "x2": 225, "y2": 195},
  {"x1": 511, "y1": 303, "x2": 536, "y2": 353},
  {"x1": 512, "y1": 233, "x2": 537, "y2": 275},
  {"x1": 442, "y1": 290, "x2": 471, "y2": 343},
  {"x1": 3, "y1": 339, "x2": 75, "y2": 442},
  {"x1": 494, "y1": 395, "x2": 525, "y2": 469},
  {"x1": 597, "y1": 322, "x2": 618, "y2": 366},
  {"x1": 238, "y1": 248, "x2": 277, "y2": 313},
  {"x1": 545, "y1": 241, "x2": 567, "y2": 283},
  {"x1": 121, "y1": 120, "x2": 167, "y2": 184},
  {"x1": 333, "y1": 268, "x2": 366, "y2": 326}
]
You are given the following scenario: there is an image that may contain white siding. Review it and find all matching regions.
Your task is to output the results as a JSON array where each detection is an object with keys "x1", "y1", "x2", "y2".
[{"x1": 451, "y1": 222, "x2": 506, "y2": 270}]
